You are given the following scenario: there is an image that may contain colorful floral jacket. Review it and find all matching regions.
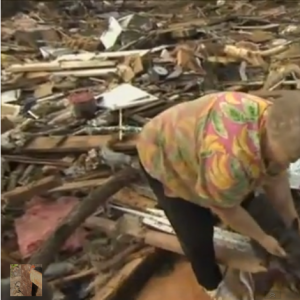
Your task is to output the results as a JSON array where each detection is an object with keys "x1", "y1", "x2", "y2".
[{"x1": 137, "y1": 92, "x2": 272, "y2": 207}]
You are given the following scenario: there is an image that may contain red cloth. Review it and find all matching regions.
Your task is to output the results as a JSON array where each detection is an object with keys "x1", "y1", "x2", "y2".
[{"x1": 15, "y1": 196, "x2": 86, "y2": 258}]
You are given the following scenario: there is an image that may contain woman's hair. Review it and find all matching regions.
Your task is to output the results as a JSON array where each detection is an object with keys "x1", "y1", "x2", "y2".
[{"x1": 266, "y1": 93, "x2": 300, "y2": 161}]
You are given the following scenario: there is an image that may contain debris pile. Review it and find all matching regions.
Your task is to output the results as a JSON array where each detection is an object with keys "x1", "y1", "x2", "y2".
[{"x1": 2, "y1": 1, "x2": 300, "y2": 299}]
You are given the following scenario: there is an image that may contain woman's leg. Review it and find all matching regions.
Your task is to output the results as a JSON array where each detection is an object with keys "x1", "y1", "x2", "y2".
[{"x1": 140, "y1": 167, "x2": 222, "y2": 290}]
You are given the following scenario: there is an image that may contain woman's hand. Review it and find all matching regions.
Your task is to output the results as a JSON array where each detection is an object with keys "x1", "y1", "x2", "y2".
[
  {"x1": 259, "y1": 235, "x2": 286, "y2": 257},
  {"x1": 211, "y1": 205, "x2": 270, "y2": 244}
]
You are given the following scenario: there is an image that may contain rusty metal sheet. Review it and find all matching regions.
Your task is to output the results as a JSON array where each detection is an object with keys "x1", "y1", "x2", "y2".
[{"x1": 20, "y1": 264, "x2": 32, "y2": 296}]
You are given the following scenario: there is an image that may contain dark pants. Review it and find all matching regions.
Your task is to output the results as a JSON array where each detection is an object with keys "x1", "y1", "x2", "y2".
[{"x1": 140, "y1": 164, "x2": 253, "y2": 291}]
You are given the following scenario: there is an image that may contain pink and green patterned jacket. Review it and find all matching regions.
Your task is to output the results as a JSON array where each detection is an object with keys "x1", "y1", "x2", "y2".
[{"x1": 137, "y1": 92, "x2": 272, "y2": 207}]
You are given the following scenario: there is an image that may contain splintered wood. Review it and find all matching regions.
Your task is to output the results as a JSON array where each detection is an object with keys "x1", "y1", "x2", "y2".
[
  {"x1": 2, "y1": 1, "x2": 300, "y2": 300},
  {"x1": 93, "y1": 250, "x2": 156, "y2": 300}
]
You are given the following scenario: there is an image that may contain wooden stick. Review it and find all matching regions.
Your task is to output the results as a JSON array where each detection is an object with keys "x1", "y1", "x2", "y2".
[
  {"x1": 2, "y1": 175, "x2": 62, "y2": 206},
  {"x1": 50, "y1": 268, "x2": 96, "y2": 285},
  {"x1": 29, "y1": 167, "x2": 139, "y2": 269}
]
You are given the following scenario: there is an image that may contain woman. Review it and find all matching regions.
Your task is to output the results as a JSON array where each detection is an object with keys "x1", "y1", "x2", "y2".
[{"x1": 136, "y1": 91, "x2": 300, "y2": 300}]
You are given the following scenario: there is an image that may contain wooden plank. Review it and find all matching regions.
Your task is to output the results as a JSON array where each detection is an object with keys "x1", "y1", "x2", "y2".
[
  {"x1": 23, "y1": 136, "x2": 111, "y2": 153},
  {"x1": 2, "y1": 175, "x2": 62, "y2": 205},
  {"x1": 20, "y1": 264, "x2": 32, "y2": 296},
  {"x1": 22, "y1": 135, "x2": 138, "y2": 153},
  {"x1": 113, "y1": 187, "x2": 156, "y2": 210},
  {"x1": 29, "y1": 168, "x2": 139, "y2": 269},
  {"x1": 48, "y1": 178, "x2": 109, "y2": 193},
  {"x1": 85, "y1": 217, "x2": 265, "y2": 273},
  {"x1": 93, "y1": 249, "x2": 157, "y2": 300}
]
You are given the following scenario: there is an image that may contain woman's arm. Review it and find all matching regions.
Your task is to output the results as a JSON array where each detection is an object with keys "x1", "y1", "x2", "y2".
[
  {"x1": 211, "y1": 205, "x2": 267, "y2": 242},
  {"x1": 263, "y1": 171, "x2": 298, "y2": 227},
  {"x1": 210, "y1": 204, "x2": 286, "y2": 257},
  {"x1": 198, "y1": 155, "x2": 268, "y2": 241},
  {"x1": 198, "y1": 154, "x2": 287, "y2": 256}
]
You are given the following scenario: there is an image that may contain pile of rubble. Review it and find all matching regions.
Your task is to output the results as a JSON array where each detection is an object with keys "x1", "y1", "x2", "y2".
[{"x1": 2, "y1": 1, "x2": 300, "y2": 299}]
